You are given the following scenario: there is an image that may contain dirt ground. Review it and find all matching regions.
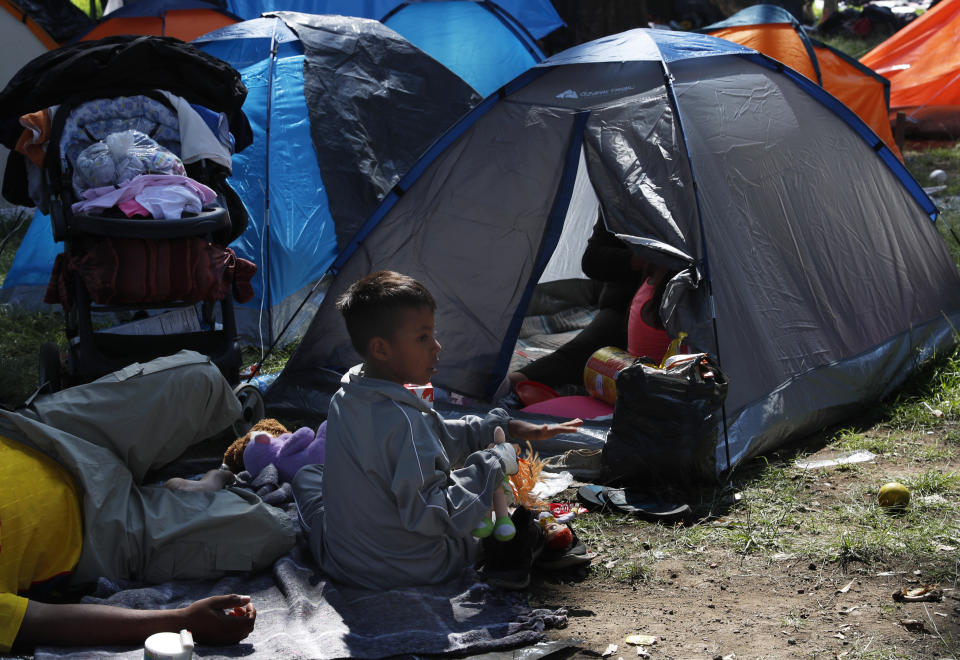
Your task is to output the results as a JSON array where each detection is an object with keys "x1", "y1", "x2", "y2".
[
  {"x1": 533, "y1": 554, "x2": 958, "y2": 659},
  {"x1": 527, "y1": 438, "x2": 960, "y2": 659}
]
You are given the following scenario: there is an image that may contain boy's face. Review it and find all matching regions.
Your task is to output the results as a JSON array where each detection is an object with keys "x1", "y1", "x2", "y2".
[{"x1": 369, "y1": 306, "x2": 441, "y2": 386}]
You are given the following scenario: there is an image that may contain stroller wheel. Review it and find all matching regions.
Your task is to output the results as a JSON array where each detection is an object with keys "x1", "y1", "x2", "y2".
[
  {"x1": 232, "y1": 383, "x2": 265, "y2": 438},
  {"x1": 38, "y1": 342, "x2": 62, "y2": 394}
]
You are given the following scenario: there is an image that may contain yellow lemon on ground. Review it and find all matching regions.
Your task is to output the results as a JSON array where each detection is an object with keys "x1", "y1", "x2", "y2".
[{"x1": 878, "y1": 482, "x2": 910, "y2": 509}]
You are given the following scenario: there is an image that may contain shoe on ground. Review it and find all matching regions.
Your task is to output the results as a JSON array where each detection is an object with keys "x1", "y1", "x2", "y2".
[
  {"x1": 536, "y1": 524, "x2": 596, "y2": 570},
  {"x1": 479, "y1": 506, "x2": 545, "y2": 590}
]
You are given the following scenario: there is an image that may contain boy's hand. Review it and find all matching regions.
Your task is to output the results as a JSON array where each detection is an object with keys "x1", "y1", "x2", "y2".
[
  {"x1": 507, "y1": 418, "x2": 583, "y2": 442},
  {"x1": 180, "y1": 595, "x2": 256, "y2": 645}
]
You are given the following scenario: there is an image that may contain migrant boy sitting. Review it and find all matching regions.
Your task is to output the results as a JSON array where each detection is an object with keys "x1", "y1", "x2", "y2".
[
  {"x1": 0, "y1": 351, "x2": 297, "y2": 653},
  {"x1": 292, "y1": 271, "x2": 582, "y2": 590}
]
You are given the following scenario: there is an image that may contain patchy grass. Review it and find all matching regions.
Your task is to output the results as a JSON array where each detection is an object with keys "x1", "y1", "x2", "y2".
[
  {"x1": 0, "y1": 206, "x2": 33, "y2": 288},
  {"x1": 902, "y1": 142, "x2": 960, "y2": 264},
  {"x1": 240, "y1": 340, "x2": 302, "y2": 377},
  {"x1": 818, "y1": 33, "x2": 890, "y2": 60}
]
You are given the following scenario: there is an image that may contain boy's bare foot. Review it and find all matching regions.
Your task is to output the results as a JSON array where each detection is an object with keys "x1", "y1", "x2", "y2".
[{"x1": 165, "y1": 468, "x2": 237, "y2": 492}]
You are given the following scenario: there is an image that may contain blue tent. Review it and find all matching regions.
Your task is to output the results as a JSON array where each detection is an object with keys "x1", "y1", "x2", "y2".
[
  {"x1": 224, "y1": 0, "x2": 562, "y2": 41},
  {"x1": 194, "y1": 13, "x2": 480, "y2": 344},
  {"x1": 224, "y1": 0, "x2": 561, "y2": 98},
  {"x1": 380, "y1": 1, "x2": 546, "y2": 97}
]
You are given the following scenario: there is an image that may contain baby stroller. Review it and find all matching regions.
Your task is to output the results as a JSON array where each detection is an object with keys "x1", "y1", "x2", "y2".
[{"x1": 0, "y1": 36, "x2": 255, "y2": 394}]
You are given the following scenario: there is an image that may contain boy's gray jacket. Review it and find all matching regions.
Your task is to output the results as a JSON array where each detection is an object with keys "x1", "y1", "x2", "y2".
[{"x1": 309, "y1": 365, "x2": 511, "y2": 590}]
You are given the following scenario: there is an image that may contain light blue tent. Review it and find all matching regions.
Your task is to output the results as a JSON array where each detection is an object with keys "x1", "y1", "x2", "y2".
[
  {"x1": 194, "y1": 13, "x2": 480, "y2": 343},
  {"x1": 225, "y1": 0, "x2": 562, "y2": 97},
  {"x1": 380, "y1": 1, "x2": 547, "y2": 97},
  {"x1": 224, "y1": 0, "x2": 562, "y2": 41}
]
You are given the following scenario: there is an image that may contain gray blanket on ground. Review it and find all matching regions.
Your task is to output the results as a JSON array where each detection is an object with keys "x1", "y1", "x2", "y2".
[{"x1": 35, "y1": 538, "x2": 567, "y2": 659}]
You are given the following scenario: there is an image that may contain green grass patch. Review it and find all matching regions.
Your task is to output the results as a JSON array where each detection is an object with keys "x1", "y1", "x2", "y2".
[
  {"x1": 818, "y1": 33, "x2": 890, "y2": 60},
  {"x1": 241, "y1": 340, "x2": 302, "y2": 376},
  {"x1": 877, "y1": 346, "x2": 960, "y2": 432},
  {"x1": 833, "y1": 428, "x2": 899, "y2": 456},
  {"x1": 573, "y1": 514, "x2": 657, "y2": 583},
  {"x1": 0, "y1": 306, "x2": 65, "y2": 405},
  {"x1": 904, "y1": 469, "x2": 960, "y2": 496}
]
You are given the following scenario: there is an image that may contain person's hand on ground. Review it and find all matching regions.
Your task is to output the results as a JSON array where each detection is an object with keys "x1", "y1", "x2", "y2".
[
  {"x1": 179, "y1": 594, "x2": 256, "y2": 645},
  {"x1": 508, "y1": 418, "x2": 583, "y2": 443}
]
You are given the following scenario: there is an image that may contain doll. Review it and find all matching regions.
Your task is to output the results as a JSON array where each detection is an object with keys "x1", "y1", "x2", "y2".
[
  {"x1": 222, "y1": 418, "x2": 326, "y2": 483},
  {"x1": 471, "y1": 426, "x2": 516, "y2": 541}
]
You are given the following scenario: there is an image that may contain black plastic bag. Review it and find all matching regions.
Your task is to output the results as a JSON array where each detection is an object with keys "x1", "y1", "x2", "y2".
[{"x1": 601, "y1": 353, "x2": 728, "y2": 492}]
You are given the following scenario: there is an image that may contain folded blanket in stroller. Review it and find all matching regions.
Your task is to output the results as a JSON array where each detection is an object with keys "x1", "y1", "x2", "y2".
[{"x1": 45, "y1": 236, "x2": 256, "y2": 311}]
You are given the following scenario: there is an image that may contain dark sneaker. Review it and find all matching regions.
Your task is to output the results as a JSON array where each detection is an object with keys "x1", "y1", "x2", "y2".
[{"x1": 479, "y1": 506, "x2": 545, "y2": 590}]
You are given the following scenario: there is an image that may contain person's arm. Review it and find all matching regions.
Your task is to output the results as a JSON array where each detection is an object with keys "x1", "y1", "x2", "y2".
[
  {"x1": 440, "y1": 409, "x2": 510, "y2": 460},
  {"x1": 14, "y1": 595, "x2": 256, "y2": 651},
  {"x1": 507, "y1": 418, "x2": 583, "y2": 443},
  {"x1": 390, "y1": 408, "x2": 505, "y2": 538},
  {"x1": 580, "y1": 219, "x2": 639, "y2": 283}
]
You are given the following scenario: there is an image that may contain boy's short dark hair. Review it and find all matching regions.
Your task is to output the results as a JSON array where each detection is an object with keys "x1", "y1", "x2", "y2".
[{"x1": 337, "y1": 271, "x2": 436, "y2": 356}]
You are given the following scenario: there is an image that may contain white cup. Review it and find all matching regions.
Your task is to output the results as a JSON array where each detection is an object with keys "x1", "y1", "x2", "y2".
[{"x1": 143, "y1": 629, "x2": 194, "y2": 660}]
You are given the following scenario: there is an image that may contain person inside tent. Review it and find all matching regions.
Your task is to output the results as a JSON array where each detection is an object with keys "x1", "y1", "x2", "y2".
[
  {"x1": 0, "y1": 351, "x2": 297, "y2": 653},
  {"x1": 508, "y1": 216, "x2": 674, "y2": 392}
]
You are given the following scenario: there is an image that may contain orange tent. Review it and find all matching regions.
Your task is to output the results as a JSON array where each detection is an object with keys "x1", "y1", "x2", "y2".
[
  {"x1": 861, "y1": 0, "x2": 960, "y2": 137},
  {"x1": 80, "y1": 0, "x2": 238, "y2": 42},
  {"x1": 703, "y1": 4, "x2": 901, "y2": 159}
]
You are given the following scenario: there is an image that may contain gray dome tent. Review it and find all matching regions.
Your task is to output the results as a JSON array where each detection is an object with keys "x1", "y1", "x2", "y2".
[{"x1": 266, "y1": 29, "x2": 960, "y2": 474}]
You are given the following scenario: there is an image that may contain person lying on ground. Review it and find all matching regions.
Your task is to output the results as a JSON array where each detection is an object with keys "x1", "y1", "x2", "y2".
[
  {"x1": 292, "y1": 270, "x2": 583, "y2": 591},
  {"x1": 0, "y1": 350, "x2": 297, "y2": 653}
]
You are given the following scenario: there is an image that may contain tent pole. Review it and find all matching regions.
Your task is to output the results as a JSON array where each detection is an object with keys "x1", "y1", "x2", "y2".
[
  {"x1": 660, "y1": 62, "x2": 733, "y2": 475},
  {"x1": 244, "y1": 274, "x2": 333, "y2": 382},
  {"x1": 259, "y1": 22, "x2": 279, "y2": 358},
  {"x1": 948, "y1": 224, "x2": 960, "y2": 252},
  {"x1": 708, "y1": 287, "x2": 732, "y2": 474}
]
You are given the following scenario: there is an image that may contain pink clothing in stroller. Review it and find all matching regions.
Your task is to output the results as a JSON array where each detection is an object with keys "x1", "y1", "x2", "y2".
[{"x1": 72, "y1": 174, "x2": 217, "y2": 220}]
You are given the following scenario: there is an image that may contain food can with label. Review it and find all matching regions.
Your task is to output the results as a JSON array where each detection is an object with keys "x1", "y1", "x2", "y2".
[{"x1": 583, "y1": 346, "x2": 636, "y2": 405}]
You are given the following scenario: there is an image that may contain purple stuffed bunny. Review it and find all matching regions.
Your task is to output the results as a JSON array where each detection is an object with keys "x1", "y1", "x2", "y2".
[{"x1": 243, "y1": 421, "x2": 326, "y2": 483}]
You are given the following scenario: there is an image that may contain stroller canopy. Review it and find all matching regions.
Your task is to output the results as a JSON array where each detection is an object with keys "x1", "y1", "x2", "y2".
[{"x1": 267, "y1": 28, "x2": 960, "y2": 473}]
